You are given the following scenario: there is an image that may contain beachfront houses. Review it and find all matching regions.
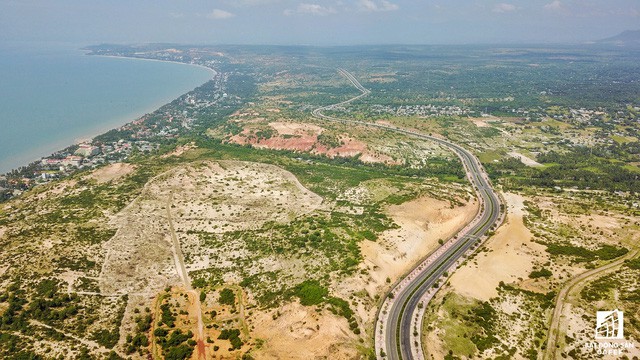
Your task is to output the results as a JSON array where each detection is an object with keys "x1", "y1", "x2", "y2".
[{"x1": 75, "y1": 144, "x2": 101, "y2": 157}]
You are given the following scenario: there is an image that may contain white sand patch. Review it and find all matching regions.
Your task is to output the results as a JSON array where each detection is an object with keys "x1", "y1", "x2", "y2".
[
  {"x1": 449, "y1": 192, "x2": 548, "y2": 301},
  {"x1": 468, "y1": 117, "x2": 491, "y2": 127},
  {"x1": 88, "y1": 163, "x2": 136, "y2": 183},
  {"x1": 362, "y1": 196, "x2": 479, "y2": 297},
  {"x1": 33, "y1": 179, "x2": 77, "y2": 201},
  {"x1": 508, "y1": 151, "x2": 544, "y2": 167},
  {"x1": 58, "y1": 271, "x2": 84, "y2": 292},
  {"x1": 41, "y1": 238, "x2": 57, "y2": 250},
  {"x1": 359, "y1": 152, "x2": 396, "y2": 164},
  {"x1": 250, "y1": 301, "x2": 358, "y2": 360},
  {"x1": 269, "y1": 121, "x2": 324, "y2": 136},
  {"x1": 577, "y1": 213, "x2": 619, "y2": 230}
]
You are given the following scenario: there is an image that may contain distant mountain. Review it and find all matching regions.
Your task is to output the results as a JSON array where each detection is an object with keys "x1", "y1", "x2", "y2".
[{"x1": 597, "y1": 30, "x2": 640, "y2": 47}]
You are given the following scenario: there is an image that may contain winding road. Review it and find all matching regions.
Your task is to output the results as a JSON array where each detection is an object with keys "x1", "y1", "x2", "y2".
[{"x1": 313, "y1": 69, "x2": 504, "y2": 360}]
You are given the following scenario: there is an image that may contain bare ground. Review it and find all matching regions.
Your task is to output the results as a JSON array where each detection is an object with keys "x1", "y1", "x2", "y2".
[
  {"x1": 100, "y1": 160, "x2": 323, "y2": 295},
  {"x1": 449, "y1": 192, "x2": 547, "y2": 300},
  {"x1": 362, "y1": 196, "x2": 479, "y2": 297},
  {"x1": 87, "y1": 163, "x2": 136, "y2": 184},
  {"x1": 228, "y1": 120, "x2": 397, "y2": 164},
  {"x1": 508, "y1": 151, "x2": 544, "y2": 167},
  {"x1": 98, "y1": 160, "x2": 326, "y2": 357},
  {"x1": 249, "y1": 301, "x2": 360, "y2": 360}
]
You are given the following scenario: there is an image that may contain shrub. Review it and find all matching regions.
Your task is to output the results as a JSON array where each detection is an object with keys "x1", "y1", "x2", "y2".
[
  {"x1": 219, "y1": 288, "x2": 236, "y2": 306},
  {"x1": 293, "y1": 280, "x2": 327, "y2": 306},
  {"x1": 529, "y1": 268, "x2": 552, "y2": 279}
]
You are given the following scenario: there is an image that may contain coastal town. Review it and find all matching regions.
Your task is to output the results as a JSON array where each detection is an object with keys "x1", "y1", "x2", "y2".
[
  {"x1": 0, "y1": 58, "x2": 231, "y2": 201},
  {"x1": 2, "y1": 46, "x2": 639, "y2": 202}
]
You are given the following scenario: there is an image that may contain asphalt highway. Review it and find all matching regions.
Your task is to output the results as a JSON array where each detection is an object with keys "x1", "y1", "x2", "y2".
[{"x1": 313, "y1": 69, "x2": 503, "y2": 360}]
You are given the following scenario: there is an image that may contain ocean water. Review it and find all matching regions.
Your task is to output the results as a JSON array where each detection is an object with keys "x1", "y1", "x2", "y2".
[{"x1": 0, "y1": 43, "x2": 213, "y2": 173}]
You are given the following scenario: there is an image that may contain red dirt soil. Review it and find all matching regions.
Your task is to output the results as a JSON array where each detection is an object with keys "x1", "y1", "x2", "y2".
[{"x1": 227, "y1": 123, "x2": 396, "y2": 164}]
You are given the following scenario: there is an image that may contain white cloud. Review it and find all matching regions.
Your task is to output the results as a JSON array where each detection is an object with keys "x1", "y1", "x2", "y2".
[
  {"x1": 284, "y1": 3, "x2": 337, "y2": 16},
  {"x1": 492, "y1": 3, "x2": 517, "y2": 13},
  {"x1": 544, "y1": 0, "x2": 563, "y2": 11},
  {"x1": 207, "y1": 9, "x2": 235, "y2": 20},
  {"x1": 358, "y1": 0, "x2": 399, "y2": 12}
]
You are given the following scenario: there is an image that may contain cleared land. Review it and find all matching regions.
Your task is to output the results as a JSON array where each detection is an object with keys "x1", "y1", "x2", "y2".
[{"x1": 448, "y1": 193, "x2": 546, "y2": 301}]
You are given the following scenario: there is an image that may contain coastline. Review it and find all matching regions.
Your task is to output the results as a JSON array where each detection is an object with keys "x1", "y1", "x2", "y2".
[
  {"x1": 91, "y1": 53, "x2": 218, "y2": 77},
  {"x1": 2, "y1": 103, "x2": 173, "y2": 173},
  {"x1": 1, "y1": 54, "x2": 216, "y2": 175}
]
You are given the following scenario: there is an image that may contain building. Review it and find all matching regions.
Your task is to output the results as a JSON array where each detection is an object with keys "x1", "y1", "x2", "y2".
[
  {"x1": 41, "y1": 158, "x2": 62, "y2": 166},
  {"x1": 62, "y1": 156, "x2": 83, "y2": 167},
  {"x1": 75, "y1": 144, "x2": 100, "y2": 157}
]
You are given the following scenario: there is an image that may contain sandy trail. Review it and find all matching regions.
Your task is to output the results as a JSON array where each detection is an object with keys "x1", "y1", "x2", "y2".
[
  {"x1": 165, "y1": 192, "x2": 205, "y2": 357},
  {"x1": 166, "y1": 193, "x2": 190, "y2": 288},
  {"x1": 544, "y1": 249, "x2": 639, "y2": 360}
]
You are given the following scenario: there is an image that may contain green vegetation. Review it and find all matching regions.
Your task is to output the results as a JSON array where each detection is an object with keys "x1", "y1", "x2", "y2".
[
  {"x1": 528, "y1": 268, "x2": 552, "y2": 279},
  {"x1": 159, "y1": 303, "x2": 177, "y2": 328},
  {"x1": 468, "y1": 301, "x2": 500, "y2": 352},
  {"x1": 577, "y1": 263, "x2": 640, "y2": 346},
  {"x1": 218, "y1": 288, "x2": 236, "y2": 306},
  {"x1": 218, "y1": 328, "x2": 244, "y2": 350},
  {"x1": 625, "y1": 258, "x2": 640, "y2": 270},
  {"x1": 317, "y1": 133, "x2": 342, "y2": 148},
  {"x1": 123, "y1": 312, "x2": 153, "y2": 354},
  {"x1": 156, "y1": 329, "x2": 195, "y2": 360},
  {"x1": 293, "y1": 280, "x2": 328, "y2": 306},
  {"x1": 93, "y1": 329, "x2": 120, "y2": 349},
  {"x1": 580, "y1": 275, "x2": 620, "y2": 302},
  {"x1": 581, "y1": 264, "x2": 640, "y2": 303},
  {"x1": 542, "y1": 243, "x2": 628, "y2": 263},
  {"x1": 425, "y1": 293, "x2": 493, "y2": 358},
  {"x1": 288, "y1": 280, "x2": 357, "y2": 333},
  {"x1": 3, "y1": 43, "x2": 640, "y2": 358},
  {"x1": 125, "y1": 332, "x2": 149, "y2": 355}
]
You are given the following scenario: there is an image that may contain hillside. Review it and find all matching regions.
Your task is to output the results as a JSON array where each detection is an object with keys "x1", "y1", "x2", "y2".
[{"x1": 597, "y1": 29, "x2": 640, "y2": 46}]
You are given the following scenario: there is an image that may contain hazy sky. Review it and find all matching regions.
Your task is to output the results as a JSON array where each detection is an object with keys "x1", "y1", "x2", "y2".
[{"x1": 1, "y1": 0, "x2": 638, "y2": 45}]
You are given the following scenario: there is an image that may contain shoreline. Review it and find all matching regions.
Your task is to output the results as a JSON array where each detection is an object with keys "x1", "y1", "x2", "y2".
[
  {"x1": 1, "y1": 103, "x2": 172, "y2": 173},
  {"x1": 91, "y1": 53, "x2": 218, "y2": 77},
  {"x1": 1, "y1": 54, "x2": 216, "y2": 175}
]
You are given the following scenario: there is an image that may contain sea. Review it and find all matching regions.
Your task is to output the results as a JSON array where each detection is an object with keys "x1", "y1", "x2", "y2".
[{"x1": 0, "y1": 42, "x2": 214, "y2": 174}]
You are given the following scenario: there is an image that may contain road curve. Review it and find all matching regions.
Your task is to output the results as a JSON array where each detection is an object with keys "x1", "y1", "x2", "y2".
[{"x1": 312, "y1": 69, "x2": 504, "y2": 360}]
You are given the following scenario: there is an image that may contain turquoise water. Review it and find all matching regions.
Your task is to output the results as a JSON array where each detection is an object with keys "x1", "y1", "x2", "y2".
[{"x1": 0, "y1": 43, "x2": 213, "y2": 173}]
